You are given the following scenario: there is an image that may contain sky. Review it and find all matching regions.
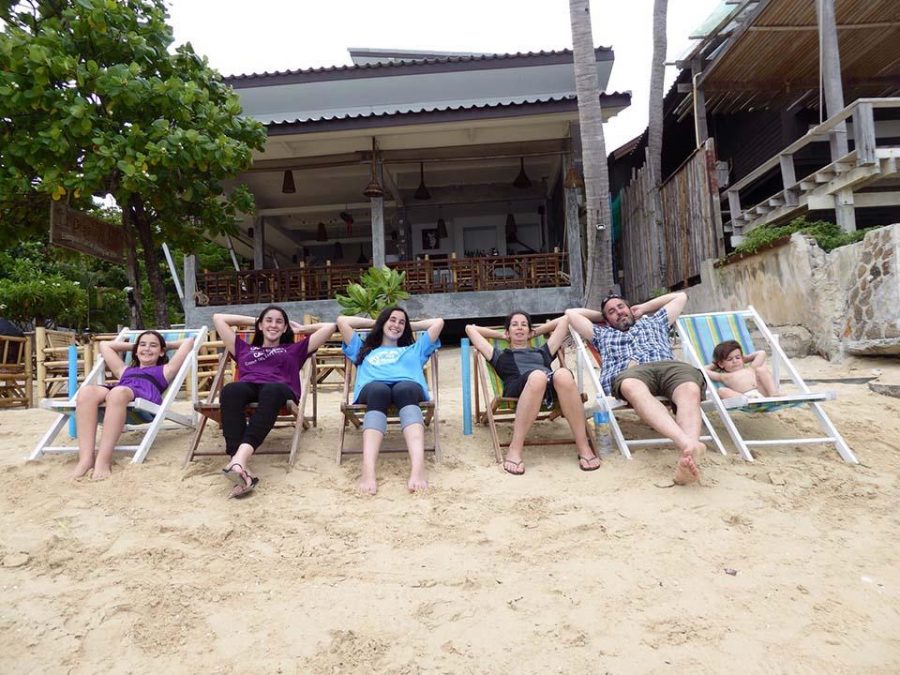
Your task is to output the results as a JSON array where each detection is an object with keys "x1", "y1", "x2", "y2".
[{"x1": 168, "y1": 0, "x2": 721, "y2": 151}]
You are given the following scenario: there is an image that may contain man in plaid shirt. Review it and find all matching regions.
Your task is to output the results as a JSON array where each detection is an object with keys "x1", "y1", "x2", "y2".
[{"x1": 567, "y1": 292, "x2": 706, "y2": 485}]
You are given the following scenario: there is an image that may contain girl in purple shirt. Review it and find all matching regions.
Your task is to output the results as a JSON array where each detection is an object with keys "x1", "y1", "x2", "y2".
[
  {"x1": 73, "y1": 331, "x2": 195, "y2": 480},
  {"x1": 213, "y1": 306, "x2": 335, "y2": 498}
]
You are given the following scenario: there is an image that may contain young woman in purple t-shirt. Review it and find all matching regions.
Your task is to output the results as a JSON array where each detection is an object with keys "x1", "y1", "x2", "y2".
[
  {"x1": 213, "y1": 306, "x2": 335, "y2": 498},
  {"x1": 73, "y1": 331, "x2": 195, "y2": 480}
]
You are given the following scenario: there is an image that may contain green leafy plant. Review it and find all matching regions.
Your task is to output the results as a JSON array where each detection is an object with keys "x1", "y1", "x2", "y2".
[
  {"x1": 730, "y1": 218, "x2": 868, "y2": 258},
  {"x1": 336, "y1": 267, "x2": 409, "y2": 318}
]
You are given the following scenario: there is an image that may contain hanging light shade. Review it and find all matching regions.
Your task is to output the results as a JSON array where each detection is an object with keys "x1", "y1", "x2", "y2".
[
  {"x1": 316, "y1": 222, "x2": 328, "y2": 241},
  {"x1": 333, "y1": 241, "x2": 343, "y2": 259},
  {"x1": 564, "y1": 166, "x2": 585, "y2": 190},
  {"x1": 505, "y1": 212, "x2": 517, "y2": 243},
  {"x1": 436, "y1": 217, "x2": 448, "y2": 239},
  {"x1": 356, "y1": 247, "x2": 368, "y2": 264},
  {"x1": 363, "y1": 138, "x2": 385, "y2": 198},
  {"x1": 281, "y1": 169, "x2": 296, "y2": 194},
  {"x1": 414, "y1": 162, "x2": 431, "y2": 200},
  {"x1": 512, "y1": 158, "x2": 532, "y2": 189}
]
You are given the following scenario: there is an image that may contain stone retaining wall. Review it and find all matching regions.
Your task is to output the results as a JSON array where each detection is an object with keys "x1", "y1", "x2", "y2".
[{"x1": 686, "y1": 223, "x2": 900, "y2": 360}]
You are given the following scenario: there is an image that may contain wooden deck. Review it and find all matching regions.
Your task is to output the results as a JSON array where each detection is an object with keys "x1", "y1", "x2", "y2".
[{"x1": 196, "y1": 252, "x2": 569, "y2": 306}]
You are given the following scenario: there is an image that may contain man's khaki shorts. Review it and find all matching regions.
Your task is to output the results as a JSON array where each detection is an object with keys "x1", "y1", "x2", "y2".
[{"x1": 611, "y1": 360, "x2": 706, "y2": 401}]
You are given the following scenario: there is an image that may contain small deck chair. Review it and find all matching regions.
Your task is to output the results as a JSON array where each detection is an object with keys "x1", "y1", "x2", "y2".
[
  {"x1": 337, "y1": 332, "x2": 441, "y2": 464},
  {"x1": 472, "y1": 334, "x2": 594, "y2": 463},
  {"x1": 568, "y1": 327, "x2": 726, "y2": 460},
  {"x1": 183, "y1": 330, "x2": 315, "y2": 467},
  {"x1": 31, "y1": 327, "x2": 208, "y2": 464},
  {"x1": 0, "y1": 333, "x2": 33, "y2": 409},
  {"x1": 676, "y1": 306, "x2": 856, "y2": 463}
]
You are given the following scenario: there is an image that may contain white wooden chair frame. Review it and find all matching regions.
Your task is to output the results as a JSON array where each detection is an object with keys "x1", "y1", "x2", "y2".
[
  {"x1": 569, "y1": 327, "x2": 726, "y2": 460},
  {"x1": 31, "y1": 326, "x2": 208, "y2": 464},
  {"x1": 675, "y1": 306, "x2": 856, "y2": 463}
]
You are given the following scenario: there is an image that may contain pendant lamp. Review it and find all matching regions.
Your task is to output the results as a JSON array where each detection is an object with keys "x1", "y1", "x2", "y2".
[
  {"x1": 281, "y1": 170, "x2": 296, "y2": 194},
  {"x1": 414, "y1": 163, "x2": 431, "y2": 200},
  {"x1": 316, "y1": 222, "x2": 328, "y2": 242},
  {"x1": 512, "y1": 158, "x2": 532, "y2": 189}
]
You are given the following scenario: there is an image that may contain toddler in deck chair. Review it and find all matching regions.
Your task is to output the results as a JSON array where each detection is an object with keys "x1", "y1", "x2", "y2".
[{"x1": 705, "y1": 340, "x2": 780, "y2": 400}]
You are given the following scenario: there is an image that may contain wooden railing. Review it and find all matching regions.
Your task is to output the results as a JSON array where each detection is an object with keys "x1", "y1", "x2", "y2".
[
  {"x1": 724, "y1": 97, "x2": 900, "y2": 239},
  {"x1": 195, "y1": 252, "x2": 569, "y2": 306}
]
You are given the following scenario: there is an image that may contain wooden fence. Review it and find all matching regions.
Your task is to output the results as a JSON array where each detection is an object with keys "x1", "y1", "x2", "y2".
[{"x1": 619, "y1": 138, "x2": 725, "y2": 301}]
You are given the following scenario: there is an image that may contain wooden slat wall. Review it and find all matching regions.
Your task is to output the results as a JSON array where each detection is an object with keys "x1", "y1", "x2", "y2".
[{"x1": 619, "y1": 138, "x2": 725, "y2": 302}]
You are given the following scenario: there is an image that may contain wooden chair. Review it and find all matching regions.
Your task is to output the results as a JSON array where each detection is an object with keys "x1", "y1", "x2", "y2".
[
  {"x1": 337, "y1": 333, "x2": 441, "y2": 464},
  {"x1": 472, "y1": 334, "x2": 593, "y2": 463},
  {"x1": 32, "y1": 327, "x2": 207, "y2": 464},
  {"x1": 34, "y1": 327, "x2": 91, "y2": 399},
  {"x1": 0, "y1": 334, "x2": 33, "y2": 409},
  {"x1": 183, "y1": 330, "x2": 315, "y2": 467}
]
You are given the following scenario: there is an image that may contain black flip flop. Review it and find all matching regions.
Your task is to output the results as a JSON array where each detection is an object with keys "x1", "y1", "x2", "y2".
[
  {"x1": 223, "y1": 464, "x2": 259, "y2": 498},
  {"x1": 503, "y1": 458, "x2": 525, "y2": 476},
  {"x1": 577, "y1": 454, "x2": 602, "y2": 472}
]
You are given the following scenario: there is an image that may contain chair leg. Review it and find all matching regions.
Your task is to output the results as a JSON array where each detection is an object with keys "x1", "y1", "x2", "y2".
[
  {"x1": 431, "y1": 407, "x2": 442, "y2": 463},
  {"x1": 337, "y1": 414, "x2": 347, "y2": 464},
  {"x1": 811, "y1": 402, "x2": 858, "y2": 464},
  {"x1": 700, "y1": 409, "x2": 728, "y2": 456},
  {"x1": 30, "y1": 414, "x2": 67, "y2": 461},
  {"x1": 183, "y1": 415, "x2": 209, "y2": 468}
]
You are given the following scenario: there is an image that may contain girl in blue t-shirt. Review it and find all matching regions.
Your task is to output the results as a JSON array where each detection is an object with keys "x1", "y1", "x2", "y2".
[
  {"x1": 214, "y1": 306, "x2": 336, "y2": 498},
  {"x1": 337, "y1": 307, "x2": 443, "y2": 495},
  {"x1": 73, "y1": 331, "x2": 195, "y2": 481}
]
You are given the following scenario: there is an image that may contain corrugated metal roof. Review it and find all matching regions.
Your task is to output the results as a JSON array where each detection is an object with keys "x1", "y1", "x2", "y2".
[
  {"x1": 264, "y1": 92, "x2": 630, "y2": 128},
  {"x1": 224, "y1": 47, "x2": 611, "y2": 83}
]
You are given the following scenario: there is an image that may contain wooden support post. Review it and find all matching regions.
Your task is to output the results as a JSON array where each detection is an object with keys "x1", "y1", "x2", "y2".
[
  {"x1": 780, "y1": 154, "x2": 799, "y2": 206},
  {"x1": 183, "y1": 254, "x2": 196, "y2": 312},
  {"x1": 371, "y1": 195, "x2": 385, "y2": 268},
  {"x1": 253, "y1": 216, "x2": 265, "y2": 269},
  {"x1": 563, "y1": 157, "x2": 585, "y2": 300},
  {"x1": 691, "y1": 64, "x2": 709, "y2": 147},
  {"x1": 24, "y1": 334, "x2": 33, "y2": 408},
  {"x1": 816, "y1": 0, "x2": 854, "y2": 232},
  {"x1": 727, "y1": 189, "x2": 742, "y2": 224},
  {"x1": 855, "y1": 102, "x2": 877, "y2": 166},
  {"x1": 35, "y1": 326, "x2": 46, "y2": 399}
]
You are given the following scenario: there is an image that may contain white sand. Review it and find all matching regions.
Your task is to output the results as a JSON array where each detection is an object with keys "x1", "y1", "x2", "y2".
[{"x1": 2, "y1": 348, "x2": 899, "y2": 674}]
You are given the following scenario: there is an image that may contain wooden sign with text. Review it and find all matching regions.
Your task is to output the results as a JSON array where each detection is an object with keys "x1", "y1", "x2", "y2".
[{"x1": 49, "y1": 202, "x2": 125, "y2": 264}]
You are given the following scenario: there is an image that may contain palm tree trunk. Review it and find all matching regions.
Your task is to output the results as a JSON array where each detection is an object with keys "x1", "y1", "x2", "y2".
[
  {"x1": 569, "y1": 0, "x2": 614, "y2": 305},
  {"x1": 648, "y1": 0, "x2": 669, "y2": 289},
  {"x1": 120, "y1": 205, "x2": 144, "y2": 329},
  {"x1": 129, "y1": 195, "x2": 171, "y2": 328}
]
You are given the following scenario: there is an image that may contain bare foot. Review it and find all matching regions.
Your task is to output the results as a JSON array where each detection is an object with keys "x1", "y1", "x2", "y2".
[
  {"x1": 407, "y1": 469, "x2": 429, "y2": 493},
  {"x1": 673, "y1": 455, "x2": 698, "y2": 485},
  {"x1": 70, "y1": 460, "x2": 94, "y2": 480},
  {"x1": 91, "y1": 463, "x2": 112, "y2": 481},
  {"x1": 358, "y1": 471, "x2": 377, "y2": 495}
]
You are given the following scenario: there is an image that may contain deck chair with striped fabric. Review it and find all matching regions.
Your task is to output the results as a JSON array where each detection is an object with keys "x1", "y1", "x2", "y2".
[
  {"x1": 183, "y1": 330, "x2": 315, "y2": 467},
  {"x1": 338, "y1": 332, "x2": 441, "y2": 464},
  {"x1": 676, "y1": 306, "x2": 856, "y2": 463},
  {"x1": 31, "y1": 327, "x2": 208, "y2": 464},
  {"x1": 473, "y1": 334, "x2": 594, "y2": 463},
  {"x1": 568, "y1": 327, "x2": 725, "y2": 460}
]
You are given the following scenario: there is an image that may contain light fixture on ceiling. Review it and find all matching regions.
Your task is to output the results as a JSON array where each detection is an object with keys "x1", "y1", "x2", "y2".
[
  {"x1": 436, "y1": 216, "x2": 448, "y2": 239},
  {"x1": 363, "y1": 138, "x2": 385, "y2": 198},
  {"x1": 414, "y1": 162, "x2": 431, "y2": 200},
  {"x1": 281, "y1": 169, "x2": 296, "y2": 194},
  {"x1": 339, "y1": 211, "x2": 354, "y2": 235},
  {"x1": 316, "y1": 222, "x2": 328, "y2": 242},
  {"x1": 333, "y1": 241, "x2": 343, "y2": 259},
  {"x1": 513, "y1": 158, "x2": 532, "y2": 189},
  {"x1": 356, "y1": 246, "x2": 368, "y2": 265}
]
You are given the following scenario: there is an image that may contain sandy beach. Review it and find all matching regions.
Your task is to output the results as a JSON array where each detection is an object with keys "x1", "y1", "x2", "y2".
[{"x1": 2, "y1": 347, "x2": 899, "y2": 674}]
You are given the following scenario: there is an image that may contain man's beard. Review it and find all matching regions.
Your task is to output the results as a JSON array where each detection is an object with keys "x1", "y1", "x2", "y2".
[{"x1": 613, "y1": 314, "x2": 635, "y2": 331}]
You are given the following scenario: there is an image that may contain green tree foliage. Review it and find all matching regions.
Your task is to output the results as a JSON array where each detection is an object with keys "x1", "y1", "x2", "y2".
[
  {"x1": 336, "y1": 267, "x2": 410, "y2": 318},
  {"x1": 0, "y1": 0, "x2": 267, "y2": 327}
]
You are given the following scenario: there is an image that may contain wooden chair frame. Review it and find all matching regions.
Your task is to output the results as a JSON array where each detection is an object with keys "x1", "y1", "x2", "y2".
[
  {"x1": 0, "y1": 334, "x2": 33, "y2": 409},
  {"x1": 472, "y1": 335, "x2": 594, "y2": 463},
  {"x1": 337, "y1": 337, "x2": 441, "y2": 464},
  {"x1": 183, "y1": 331, "x2": 315, "y2": 467}
]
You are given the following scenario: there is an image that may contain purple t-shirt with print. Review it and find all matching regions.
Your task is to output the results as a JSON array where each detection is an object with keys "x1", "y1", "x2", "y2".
[{"x1": 234, "y1": 338, "x2": 312, "y2": 400}]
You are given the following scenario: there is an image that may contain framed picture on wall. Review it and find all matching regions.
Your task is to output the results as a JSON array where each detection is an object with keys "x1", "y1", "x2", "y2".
[{"x1": 421, "y1": 228, "x2": 439, "y2": 250}]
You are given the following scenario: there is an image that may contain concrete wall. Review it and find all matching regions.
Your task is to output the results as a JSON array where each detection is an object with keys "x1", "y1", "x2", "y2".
[{"x1": 686, "y1": 223, "x2": 900, "y2": 360}]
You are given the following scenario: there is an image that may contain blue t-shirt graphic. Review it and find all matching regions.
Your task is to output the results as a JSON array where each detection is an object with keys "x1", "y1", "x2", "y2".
[{"x1": 343, "y1": 332, "x2": 440, "y2": 403}]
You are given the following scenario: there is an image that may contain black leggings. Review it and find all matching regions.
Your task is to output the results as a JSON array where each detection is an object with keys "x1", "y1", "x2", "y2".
[
  {"x1": 220, "y1": 381, "x2": 296, "y2": 456},
  {"x1": 357, "y1": 381, "x2": 424, "y2": 412}
]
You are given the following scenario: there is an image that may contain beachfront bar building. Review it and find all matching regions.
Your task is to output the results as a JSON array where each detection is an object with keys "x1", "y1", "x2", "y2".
[{"x1": 184, "y1": 48, "x2": 630, "y2": 325}]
